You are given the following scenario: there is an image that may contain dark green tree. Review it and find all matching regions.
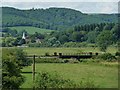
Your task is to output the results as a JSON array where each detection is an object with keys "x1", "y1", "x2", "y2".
[
  {"x1": 86, "y1": 30, "x2": 99, "y2": 43},
  {"x1": 96, "y1": 30, "x2": 113, "y2": 52},
  {"x1": 59, "y1": 35, "x2": 69, "y2": 44},
  {"x1": 71, "y1": 32, "x2": 83, "y2": 42},
  {"x1": 103, "y1": 24, "x2": 111, "y2": 30},
  {"x1": 2, "y1": 48, "x2": 29, "y2": 89}
]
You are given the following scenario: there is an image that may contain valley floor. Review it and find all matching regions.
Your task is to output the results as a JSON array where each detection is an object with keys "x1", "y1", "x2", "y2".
[{"x1": 21, "y1": 62, "x2": 118, "y2": 88}]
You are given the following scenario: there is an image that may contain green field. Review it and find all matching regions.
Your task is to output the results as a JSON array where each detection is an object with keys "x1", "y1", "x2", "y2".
[
  {"x1": 9, "y1": 26, "x2": 55, "y2": 34},
  {"x1": 22, "y1": 46, "x2": 117, "y2": 55},
  {"x1": 2, "y1": 46, "x2": 117, "y2": 55},
  {"x1": 2, "y1": 47, "x2": 118, "y2": 88},
  {"x1": 21, "y1": 63, "x2": 118, "y2": 88}
]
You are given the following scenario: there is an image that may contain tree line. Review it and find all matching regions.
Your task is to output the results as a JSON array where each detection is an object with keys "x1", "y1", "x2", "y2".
[
  {"x1": 1, "y1": 22, "x2": 120, "y2": 52},
  {"x1": 2, "y1": 7, "x2": 118, "y2": 30}
]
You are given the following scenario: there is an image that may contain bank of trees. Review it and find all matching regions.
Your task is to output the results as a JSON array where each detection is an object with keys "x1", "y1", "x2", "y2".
[
  {"x1": 2, "y1": 7, "x2": 118, "y2": 30},
  {"x1": 2, "y1": 22, "x2": 119, "y2": 52}
]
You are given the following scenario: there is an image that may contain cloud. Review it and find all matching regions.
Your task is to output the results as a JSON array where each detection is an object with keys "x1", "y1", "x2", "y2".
[
  {"x1": 1, "y1": 0, "x2": 120, "y2": 2},
  {"x1": 1, "y1": 2, "x2": 118, "y2": 13}
]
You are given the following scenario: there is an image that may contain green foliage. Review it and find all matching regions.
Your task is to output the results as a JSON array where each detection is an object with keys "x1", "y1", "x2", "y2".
[
  {"x1": 44, "y1": 37, "x2": 61, "y2": 47},
  {"x1": 45, "y1": 52, "x2": 50, "y2": 56},
  {"x1": 2, "y1": 48, "x2": 28, "y2": 89},
  {"x1": 111, "y1": 24, "x2": 120, "y2": 42},
  {"x1": 86, "y1": 30, "x2": 99, "y2": 43},
  {"x1": 3, "y1": 48, "x2": 31, "y2": 67},
  {"x1": 96, "y1": 30, "x2": 113, "y2": 52},
  {"x1": 97, "y1": 53, "x2": 116, "y2": 61},
  {"x1": 103, "y1": 24, "x2": 112, "y2": 30},
  {"x1": 2, "y1": 37, "x2": 15, "y2": 47},
  {"x1": 28, "y1": 43, "x2": 41, "y2": 47},
  {"x1": 14, "y1": 49, "x2": 31, "y2": 66},
  {"x1": 2, "y1": 22, "x2": 119, "y2": 48},
  {"x1": 71, "y1": 32, "x2": 84, "y2": 42},
  {"x1": 35, "y1": 72, "x2": 77, "y2": 88},
  {"x1": 115, "y1": 52, "x2": 120, "y2": 56},
  {"x1": 2, "y1": 7, "x2": 118, "y2": 30},
  {"x1": 59, "y1": 35, "x2": 69, "y2": 44}
]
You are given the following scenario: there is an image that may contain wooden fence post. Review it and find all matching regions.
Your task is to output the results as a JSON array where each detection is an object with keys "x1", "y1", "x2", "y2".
[{"x1": 32, "y1": 55, "x2": 35, "y2": 84}]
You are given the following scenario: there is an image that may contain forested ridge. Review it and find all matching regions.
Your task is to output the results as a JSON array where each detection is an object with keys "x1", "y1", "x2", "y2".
[{"x1": 2, "y1": 7, "x2": 118, "y2": 30}]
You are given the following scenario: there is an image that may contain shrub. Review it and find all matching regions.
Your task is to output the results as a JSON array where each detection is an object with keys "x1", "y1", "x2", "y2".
[
  {"x1": 64, "y1": 60, "x2": 69, "y2": 63},
  {"x1": 97, "y1": 53, "x2": 116, "y2": 61},
  {"x1": 45, "y1": 52, "x2": 50, "y2": 56},
  {"x1": 35, "y1": 72, "x2": 77, "y2": 88},
  {"x1": 115, "y1": 52, "x2": 120, "y2": 56}
]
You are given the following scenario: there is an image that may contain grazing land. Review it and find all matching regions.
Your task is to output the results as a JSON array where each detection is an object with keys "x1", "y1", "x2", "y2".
[
  {"x1": 9, "y1": 26, "x2": 55, "y2": 34},
  {"x1": 22, "y1": 46, "x2": 117, "y2": 55},
  {"x1": 11, "y1": 46, "x2": 118, "y2": 88},
  {"x1": 2, "y1": 46, "x2": 118, "y2": 55},
  {"x1": 21, "y1": 63, "x2": 118, "y2": 88},
  {"x1": 2, "y1": 47, "x2": 119, "y2": 88}
]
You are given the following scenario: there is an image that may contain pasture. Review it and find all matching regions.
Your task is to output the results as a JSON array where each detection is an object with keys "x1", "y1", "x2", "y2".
[
  {"x1": 2, "y1": 47, "x2": 118, "y2": 88},
  {"x1": 21, "y1": 63, "x2": 118, "y2": 88},
  {"x1": 22, "y1": 46, "x2": 117, "y2": 55},
  {"x1": 9, "y1": 26, "x2": 55, "y2": 34}
]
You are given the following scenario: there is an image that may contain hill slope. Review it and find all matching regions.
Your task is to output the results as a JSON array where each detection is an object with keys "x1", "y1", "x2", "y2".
[
  {"x1": 9, "y1": 26, "x2": 54, "y2": 34},
  {"x1": 2, "y1": 7, "x2": 118, "y2": 30}
]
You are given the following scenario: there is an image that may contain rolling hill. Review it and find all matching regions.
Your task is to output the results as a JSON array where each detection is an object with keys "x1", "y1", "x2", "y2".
[{"x1": 2, "y1": 7, "x2": 118, "y2": 30}]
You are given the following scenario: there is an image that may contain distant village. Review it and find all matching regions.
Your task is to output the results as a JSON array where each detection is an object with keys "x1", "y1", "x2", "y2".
[{"x1": 17, "y1": 32, "x2": 42, "y2": 47}]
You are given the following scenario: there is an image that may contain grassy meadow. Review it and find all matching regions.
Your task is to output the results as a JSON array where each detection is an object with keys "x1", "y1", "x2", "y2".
[
  {"x1": 22, "y1": 46, "x2": 117, "y2": 55},
  {"x1": 2, "y1": 47, "x2": 119, "y2": 88},
  {"x1": 21, "y1": 63, "x2": 118, "y2": 88},
  {"x1": 9, "y1": 26, "x2": 55, "y2": 34}
]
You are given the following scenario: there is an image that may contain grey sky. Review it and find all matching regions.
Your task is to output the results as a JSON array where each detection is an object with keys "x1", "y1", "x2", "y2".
[{"x1": 1, "y1": 2, "x2": 119, "y2": 14}]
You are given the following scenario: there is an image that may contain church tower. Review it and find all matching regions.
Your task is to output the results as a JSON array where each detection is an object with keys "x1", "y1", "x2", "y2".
[{"x1": 22, "y1": 32, "x2": 26, "y2": 39}]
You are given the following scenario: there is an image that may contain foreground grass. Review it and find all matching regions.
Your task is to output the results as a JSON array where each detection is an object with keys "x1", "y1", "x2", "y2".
[{"x1": 21, "y1": 63, "x2": 118, "y2": 88}]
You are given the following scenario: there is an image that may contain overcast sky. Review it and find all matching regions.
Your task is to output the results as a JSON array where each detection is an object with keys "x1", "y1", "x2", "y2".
[{"x1": 1, "y1": 0, "x2": 119, "y2": 14}]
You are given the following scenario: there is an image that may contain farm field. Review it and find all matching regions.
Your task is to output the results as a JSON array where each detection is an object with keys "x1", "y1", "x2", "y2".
[
  {"x1": 24, "y1": 47, "x2": 117, "y2": 55},
  {"x1": 2, "y1": 47, "x2": 119, "y2": 88},
  {"x1": 21, "y1": 63, "x2": 118, "y2": 88},
  {"x1": 9, "y1": 26, "x2": 55, "y2": 34},
  {"x1": 3, "y1": 46, "x2": 117, "y2": 55}
]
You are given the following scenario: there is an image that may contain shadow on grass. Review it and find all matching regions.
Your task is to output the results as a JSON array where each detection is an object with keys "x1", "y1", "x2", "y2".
[{"x1": 22, "y1": 71, "x2": 37, "y2": 74}]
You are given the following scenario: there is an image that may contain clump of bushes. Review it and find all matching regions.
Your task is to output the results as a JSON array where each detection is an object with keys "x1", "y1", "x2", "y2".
[{"x1": 97, "y1": 53, "x2": 116, "y2": 61}]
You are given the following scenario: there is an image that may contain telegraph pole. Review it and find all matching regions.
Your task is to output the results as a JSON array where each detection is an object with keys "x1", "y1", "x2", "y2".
[{"x1": 32, "y1": 55, "x2": 35, "y2": 89}]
